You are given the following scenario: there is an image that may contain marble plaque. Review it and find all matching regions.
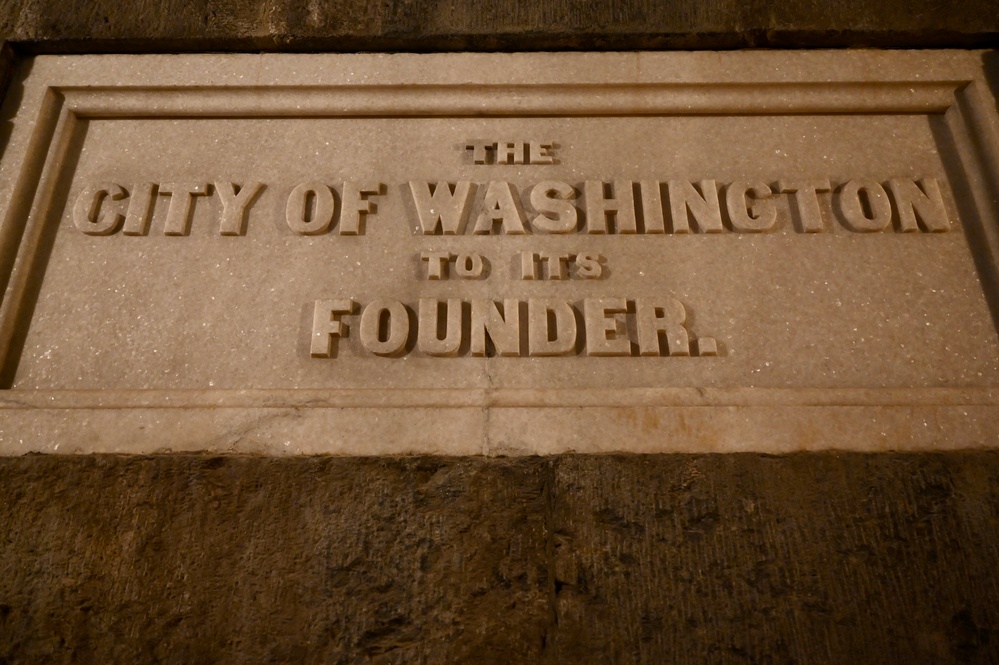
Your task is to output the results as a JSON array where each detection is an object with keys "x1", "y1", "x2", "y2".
[{"x1": 0, "y1": 52, "x2": 998, "y2": 454}]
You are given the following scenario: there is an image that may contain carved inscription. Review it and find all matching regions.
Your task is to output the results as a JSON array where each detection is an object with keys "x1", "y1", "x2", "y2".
[
  {"x1": 404, "y1": 178, "x2": 950, "y2": 235},
  {"x1": 310, "y1": 297, "x2": 710, "y2": 358},
  {"x1": 71, "y1": 138, "x2": 954, "y2": 361},
  {"x1": 74, "y1": 177, "x2": 951, "y2": 238},
  {"x1": 464, "y1": 140, "x2": 556, "y2": 165}
]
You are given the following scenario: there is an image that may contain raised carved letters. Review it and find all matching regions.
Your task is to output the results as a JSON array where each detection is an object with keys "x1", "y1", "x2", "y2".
[
  {"x1": 778, "y1": 180, "x2": 831, "y2": 233},
  {"x1": 8, "y1": 52, "x2": 999, "y2": 460},
  {"x1": 465, "y1": 140, "x2": 556, "y2": 165},
  {"x1": 75, "y1": 177, "x2": 951, "y2": 237},
  {"x1": 285, "y1": 182, "x2": 385, "y2": 235},
  {"x1": 73, "y1": 183, "x2": 127, "y2": 235},
  {"x1": 70, "y1": 164, "x2": 953, "y2": 362},
  {"x1": 158, "y1": 182, "x2": 210, "y2": 236},
  {"x1": 309, "y1": 297, "x2": 712, "y2": 358},
  {"x1": 216, "y1": 181, "x2": 264, "y2": 236}
]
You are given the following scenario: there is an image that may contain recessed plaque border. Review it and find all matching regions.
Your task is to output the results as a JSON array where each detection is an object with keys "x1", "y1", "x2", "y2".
[{"x1": 0, "y1": 53, "x2": 997, "y2": 454}]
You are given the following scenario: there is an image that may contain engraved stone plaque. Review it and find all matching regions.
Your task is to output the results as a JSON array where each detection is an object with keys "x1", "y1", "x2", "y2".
[{"x1": 0, "y1": 52, "x2": 997, "y2": 454}]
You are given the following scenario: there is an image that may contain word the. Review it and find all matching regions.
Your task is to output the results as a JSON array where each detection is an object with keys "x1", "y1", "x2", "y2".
[{"x1": 464, "y1": 140, "x2": 556, "y2": 165}]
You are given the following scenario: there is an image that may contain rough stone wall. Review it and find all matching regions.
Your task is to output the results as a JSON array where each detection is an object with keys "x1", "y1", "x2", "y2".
[
  {"x1": 2, "y1": 453, "x2": 998, "y2": 663},
  {"x1": 0, "y1": 0, "x2": 997, "y2": 52},
  {"x1": 0, "y1": 1, "x2": 998, "y2": 662}
]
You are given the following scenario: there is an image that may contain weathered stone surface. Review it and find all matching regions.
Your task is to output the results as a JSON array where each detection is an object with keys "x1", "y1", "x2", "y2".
[
  {"x1": 0, "y1": 0, "x2": 996, "y2": 51},
  {"x1": 0, "y1": 455, "x2": 552, "y2": 663},
  {"x1": 550, "y1": 453, "x2": 999, "y2": 663},
  {"x1": 1, "y1": 453, "x2": 998, "y2": 662},
  {"x1": 0, "y1": 2, "x2": 996, "y2": 663},
  {"x1": 3, "y1": 52, "x2": 998, "y2": 456}
]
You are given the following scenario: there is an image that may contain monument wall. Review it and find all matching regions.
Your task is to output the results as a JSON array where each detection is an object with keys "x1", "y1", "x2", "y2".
[{"x1": 1, "y1": 1, "x2": 999, "y2": 662}]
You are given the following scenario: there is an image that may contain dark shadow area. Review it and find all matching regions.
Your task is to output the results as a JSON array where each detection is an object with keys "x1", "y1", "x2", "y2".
[
  {"x1": 0, "y1": 46, "x2": 27, "y2": 158},
  {"x1": 398, "y1": 303, "x2": 418, "y2": 357},
  {"x1": 930, "y1": 113, "x2": 999, "y2": 335},
  {"x1": 5, "y1": 30, "x2": 999, "y2": 55},
  {"x1": 458, "y1": 299, "x2": 472, "y2": 357},
  {"x1": 981, "y1": 51, "x2": 999, "y2": 119},
  {"x1": 517, "y1": 299, "x2": 530, "y2": 357}
]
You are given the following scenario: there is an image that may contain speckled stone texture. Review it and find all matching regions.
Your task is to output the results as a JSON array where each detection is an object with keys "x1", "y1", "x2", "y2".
[
  {"x1": 0, "y1": 0, "x2": 998, "y2": 662},
  {"x1": 1, "y1": 453, "x2": 998, "y2": 663}
]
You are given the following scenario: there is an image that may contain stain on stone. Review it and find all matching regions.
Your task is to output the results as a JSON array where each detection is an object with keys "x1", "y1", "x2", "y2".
[{"x1": 950, "y1": 608, "x2": 991, "y2": 662}]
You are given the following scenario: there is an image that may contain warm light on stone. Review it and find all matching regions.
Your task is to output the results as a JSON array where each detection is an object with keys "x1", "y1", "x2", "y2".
[{"x1": 0, "y1": 51, "x2": 996, "y2": 455}]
